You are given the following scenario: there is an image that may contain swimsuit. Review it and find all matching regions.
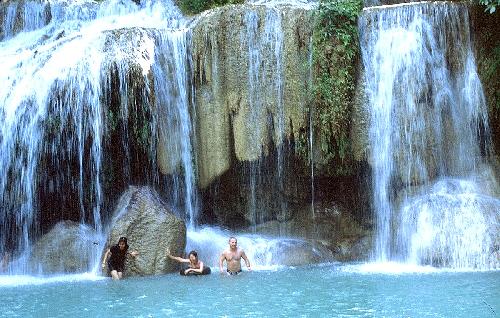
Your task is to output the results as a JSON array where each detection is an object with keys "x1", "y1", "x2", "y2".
[
  {"x1": 227, "y1": 269, "x2": 242, "y2": 275},
  {"x1": 108, "y1": 245, "x2": 127, "y2": 272}
]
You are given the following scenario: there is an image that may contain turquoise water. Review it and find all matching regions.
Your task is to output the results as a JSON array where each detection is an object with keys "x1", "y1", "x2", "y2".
[{"x1": 1, "y1": 264, "x2": 498, "y2": 317}]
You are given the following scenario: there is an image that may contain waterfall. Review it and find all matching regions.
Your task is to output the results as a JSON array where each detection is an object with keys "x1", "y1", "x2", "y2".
[
  {"x1": 241, "y1": 7, "x2": 288, "y2": 231},
  {"x1": 0, "y1": 3, "x2": 107, "y2": 271},
  {"x1": 308, "y1": 35, "x2": 315, "y2": 220},
  {"x1": 360, "y1": 2, "x2": 499, "y2": 269},
  {"x1": 152, "y1": 29, "x2": 199, "y2": 228},
  {"x1": 0, "y1": 0, "x2": 198, "y2": 273}
]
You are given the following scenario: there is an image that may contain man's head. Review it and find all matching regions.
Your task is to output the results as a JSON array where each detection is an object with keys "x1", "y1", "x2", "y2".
[
  {"x1": 188, "y1": 250, "x2": 198, "y2": 262},
  {"x1": 228, "y1": 237, "x2": 237, "y2": 250},
  {"x1": 118, "y1": 237, "x2": 128, "y2": 250}
]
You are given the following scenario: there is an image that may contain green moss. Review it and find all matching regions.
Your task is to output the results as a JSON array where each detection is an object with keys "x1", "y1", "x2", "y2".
[
  {"x1": 176, "y1": 0, "x2": 244, "y2": 15},
  {"x1": 310, "y1": 0, "x2": 362, "y2": 176}
]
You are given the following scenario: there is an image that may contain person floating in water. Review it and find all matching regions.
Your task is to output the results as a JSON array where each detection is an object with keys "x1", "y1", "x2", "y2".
[
  {"x1": 166, "y1": 249, "x2": 211, "y2": 275},
  {"x1": 219, "y1": 236, "x2": 251, "y2": 275},
  {"x1": 101, "y1": 237, "x2": 139, "y2": 280}
]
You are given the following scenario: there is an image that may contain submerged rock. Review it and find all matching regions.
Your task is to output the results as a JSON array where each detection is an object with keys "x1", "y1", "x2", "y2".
[
  {"x1": 264, "y1": 239, "x2": 334, "y2": 266},
  {"x1": 104, "y1": 186, "x2": 186, "y2": 276},
  {"x1": 249, "y1": 200, "x2": 373, "y2": 262},
  {"x1": 28, "y1": 220, "x2": 100, "y2": 274}
]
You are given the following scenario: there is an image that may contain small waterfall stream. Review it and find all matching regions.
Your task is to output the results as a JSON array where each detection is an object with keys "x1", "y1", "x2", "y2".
[
  {"x1": 360, "y1": 2, "x2": 499, "y2": 269},
  {"x1": 240, "y1": 7, "x2": 288, "y2": 231}
]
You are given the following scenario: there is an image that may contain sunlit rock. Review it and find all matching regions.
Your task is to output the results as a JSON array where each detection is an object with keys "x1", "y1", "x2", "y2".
[{"x1": 104, "y1": 186, "x2": 186, "y2": 276}]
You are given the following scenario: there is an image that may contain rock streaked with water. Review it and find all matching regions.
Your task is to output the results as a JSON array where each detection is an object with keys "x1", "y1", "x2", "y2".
[{"x1": 191, "y1": 3, "x2": 313, "y2": 187}]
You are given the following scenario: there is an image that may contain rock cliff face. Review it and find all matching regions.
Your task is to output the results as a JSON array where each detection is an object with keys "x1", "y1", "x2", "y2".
[
  {"x1": 470, "y1": 5, "x2": 500, "y2": 156},
  {"x1": 190, "y1": 4, "x2": 313, "y2": 188},
  {"x1": 103, "y1": 186, "x2": 186, "y2": 276}
]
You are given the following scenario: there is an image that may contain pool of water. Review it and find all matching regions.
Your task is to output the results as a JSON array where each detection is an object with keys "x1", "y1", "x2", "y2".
[{"x1": 0, "y1": 264, "x2": 498, "y2": 317}]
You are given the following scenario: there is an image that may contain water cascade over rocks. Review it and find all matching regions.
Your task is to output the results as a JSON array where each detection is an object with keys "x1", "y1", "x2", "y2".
[
  {"x1": 360, "y1": 1, "x2": 500, "y2": 269},
  {"x1": 0, "y1": 0, "x2": 326, "y2": 274},
  {"x1": 0, "y1": 0, "x2": 199, "y2": 273}
]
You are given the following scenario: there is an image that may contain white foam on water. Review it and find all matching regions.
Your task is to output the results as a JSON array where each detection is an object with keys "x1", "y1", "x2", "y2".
[
  {"x1": 0, "y1": 272, "x2": 105, "y2": 287},
  {"x1": 342, "y1": 262, "x2": 500, "y2": 275},
  {"x1": 186, "y1": 226, "x2": 331, "y2": 269}
]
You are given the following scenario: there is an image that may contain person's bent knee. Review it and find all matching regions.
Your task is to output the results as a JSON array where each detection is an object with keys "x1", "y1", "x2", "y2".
[{"x1": 110, "y1": 270, "x2": 120, "y2": 280}]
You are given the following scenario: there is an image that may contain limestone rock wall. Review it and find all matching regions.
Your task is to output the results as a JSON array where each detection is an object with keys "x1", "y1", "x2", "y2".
[{"x1": 191, "y1": 4, "x2": 313, "y2": 188}]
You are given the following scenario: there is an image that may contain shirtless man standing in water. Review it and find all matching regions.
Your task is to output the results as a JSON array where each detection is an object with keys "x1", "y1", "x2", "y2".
[{"x1": 219, "y1": 237, "x2": 251, "y2": 275}]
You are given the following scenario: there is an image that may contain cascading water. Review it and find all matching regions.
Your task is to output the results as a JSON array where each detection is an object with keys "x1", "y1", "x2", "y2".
[
  {"x1": 360, "y1": 2, "x2": 499, "y2": 269},
  {"x1": 308, "y1": 36, "x2": 315, "y2": 220},
  {"x1": 0, "y1": 1, "x2": 107, "y2": 272},
  {"x1": 151, "y1": 29, "x2": 199, "y2": 228},
  {"x1": 241, "y1": 6, "x2": 288, "y2": 231},
  {"x1": 186, "y1": 227, "x2": 333, "y2": 269},
  {"x1": 0, "y1": 0, "x2": 198, "y2": 273}
]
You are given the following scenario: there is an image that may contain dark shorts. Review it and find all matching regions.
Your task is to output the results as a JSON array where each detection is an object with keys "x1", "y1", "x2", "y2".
[
  {"x1": 180, "y1": 267, "x2": 211, "y2": 276},
  {"x1": 108, "y1": 260, "x2": 124, "y2": 273},
  {"x1": 227, "y1": 269, "x2": 242, "y2": 275}
]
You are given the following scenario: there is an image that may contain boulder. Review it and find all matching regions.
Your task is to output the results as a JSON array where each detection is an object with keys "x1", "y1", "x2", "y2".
[
  {"x1": 103, "y1": 186, "x2": 186, "y2": 277},
  {"x1": 29, "y1": 220, "x2": 100, "y2": 273},
  {"x1": 265, "y1": 239, "x2": 334, "y2": 266}
]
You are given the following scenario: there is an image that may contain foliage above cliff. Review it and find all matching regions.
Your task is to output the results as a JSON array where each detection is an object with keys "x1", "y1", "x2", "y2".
[
  {"x1": 479, "y1": 0, "x2": 500, "y2": 13},
  {"x1": 311, "y1": 0, "x2": 362, "y2": 176},
  {"x1": 177, "y1": 0, "x2": 244, "y2": 15}
]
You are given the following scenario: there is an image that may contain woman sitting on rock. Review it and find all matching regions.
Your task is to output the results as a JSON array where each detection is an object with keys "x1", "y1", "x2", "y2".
[
  {"x1": 166, "y1": 249, "x2": 211, "y2": 275},
  {"x1": 102, "y1": 237, "x2": 139, "y2": 280}
]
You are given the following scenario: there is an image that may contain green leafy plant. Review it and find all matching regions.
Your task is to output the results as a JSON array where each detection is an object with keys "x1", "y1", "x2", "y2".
[
  {"x1": 177, "y1": 0, "x2": 244, "y2": 15},
  {"x1": 479, "y1": 0, "x2": 500, "y2": 13},
  {"x1": 310, "y1": 0, "x2": 362, "y2": 175}
]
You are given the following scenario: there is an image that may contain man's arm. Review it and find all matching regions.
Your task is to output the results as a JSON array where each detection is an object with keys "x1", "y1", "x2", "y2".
[
  {"x1": 241, "y1": 251, "x2": 251, "y2": 271},
  {"x1": 219, "y1": 252, "x2": 226, "y2": 273}
]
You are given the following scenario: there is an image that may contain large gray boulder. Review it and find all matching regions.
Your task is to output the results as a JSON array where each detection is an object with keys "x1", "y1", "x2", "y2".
[
  {"x1": 29, "y1": 220, "x2": 100, "y2": 273},
  {"x1": 103, "y1": 186, "x2": 186, "y2": 277}
]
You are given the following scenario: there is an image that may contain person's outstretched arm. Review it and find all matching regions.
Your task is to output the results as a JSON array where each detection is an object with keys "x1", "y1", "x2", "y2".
[
  {"x1": 241, "y1": 251, "x2": 251, "y2": 271},
  {"x1": 128, "y1": 250, "x2": 139, "y2": 258},
  {"x1": 166, "y1": 249, "x2": 189, "y2": 263}
]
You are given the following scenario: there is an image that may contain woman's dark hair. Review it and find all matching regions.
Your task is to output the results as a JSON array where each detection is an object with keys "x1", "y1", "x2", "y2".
[
  {"x1": 118, "y1": 237, "x2": 128, "y2": 244},
  {"x1": 188, "y1": 250, "x2": 198, "y2": 258},
  {"x1": 117, "y1": 237, "x2": 129, "y2": 250}
]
